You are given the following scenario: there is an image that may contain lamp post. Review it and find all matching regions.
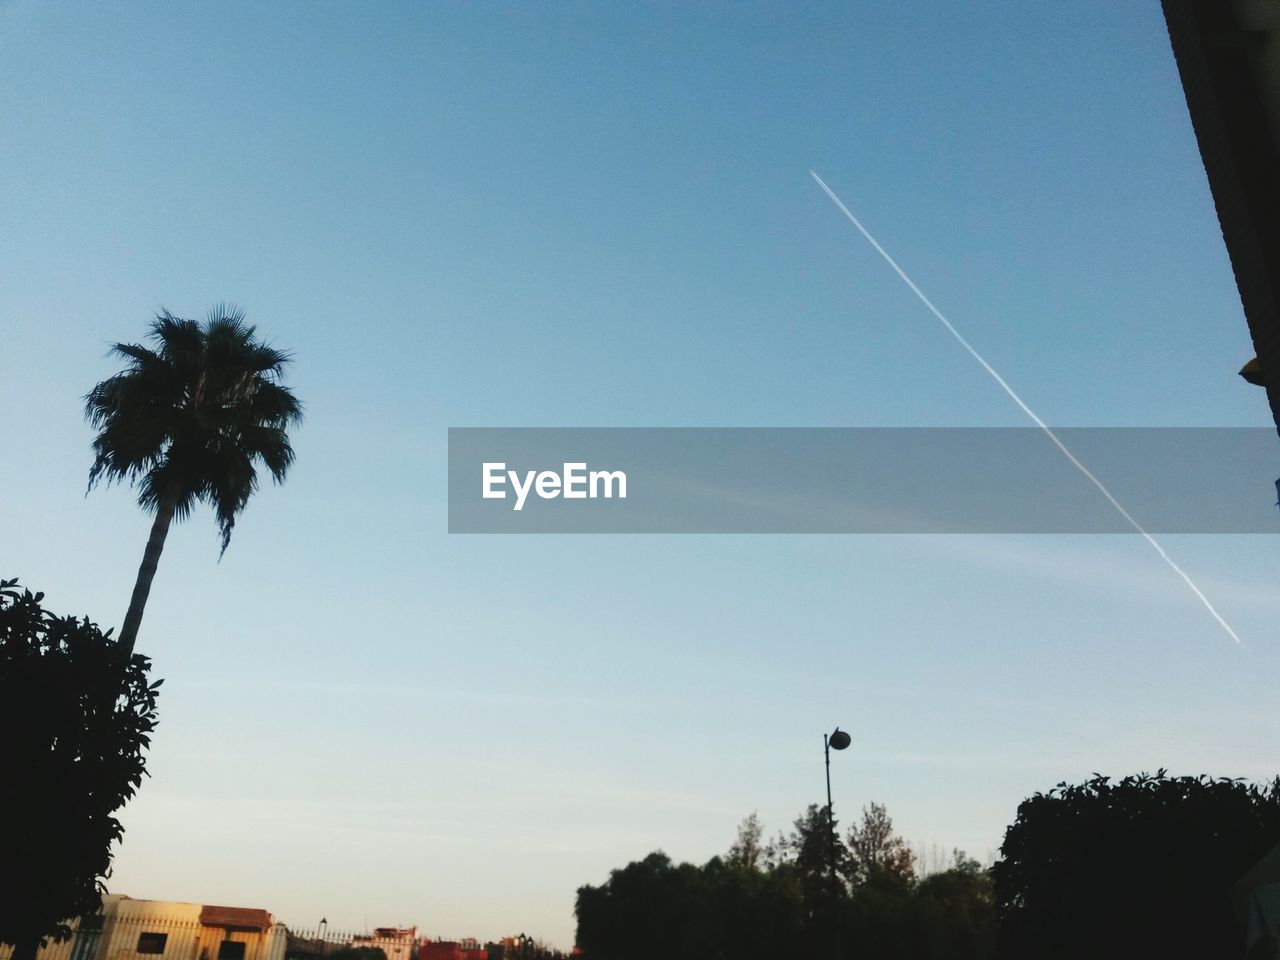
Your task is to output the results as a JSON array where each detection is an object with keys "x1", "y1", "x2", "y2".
[{"x1": 824, "y1": 727, "x2": 850, "y2": 959}]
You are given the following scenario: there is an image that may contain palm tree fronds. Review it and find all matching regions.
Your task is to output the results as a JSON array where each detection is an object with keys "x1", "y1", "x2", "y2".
[{"x1": 85, "y1": 306, "x2": 301, "y2": 554}]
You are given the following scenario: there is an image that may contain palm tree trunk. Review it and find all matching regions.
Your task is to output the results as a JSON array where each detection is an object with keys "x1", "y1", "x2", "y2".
[{"x1": 117, "y1": 484, "x2": 180, "y2": 657}]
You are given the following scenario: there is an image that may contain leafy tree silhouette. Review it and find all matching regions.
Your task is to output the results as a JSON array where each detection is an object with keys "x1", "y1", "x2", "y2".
[
  {"x1": 0, "y1": 579, "x2": 160, "y2": 960},
  {"x1": 994, "y1": 771, "x2": 1280, "y2": 960},
  {"x1": 575, "y1": 806, "x2": 995, "y2": 960},
  {"x1": 847, "y1": 802, "x2": 915, "y2": 886}
]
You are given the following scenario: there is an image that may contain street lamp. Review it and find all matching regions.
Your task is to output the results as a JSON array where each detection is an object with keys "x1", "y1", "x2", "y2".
[
  {"x1": 825, "y1": 726, "x2": 850, "y2": 816},
  {"x1": 824, "y1": 727, "x2": 850, "y2": 959}
]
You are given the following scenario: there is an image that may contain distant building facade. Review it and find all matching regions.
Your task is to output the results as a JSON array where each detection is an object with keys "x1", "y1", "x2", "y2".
[
  {"x1": 0, "y1": 896, "x2": 287, "y2": 960},
  {"x1": 0, "y1": 896, "x2": 542, "y2": 960},
  {"x1": 351, "y1": 929, "x2": 416, "y2": 960},
  {"x1": 416, "y1": 941, "x2": 490, "y2": 960}
]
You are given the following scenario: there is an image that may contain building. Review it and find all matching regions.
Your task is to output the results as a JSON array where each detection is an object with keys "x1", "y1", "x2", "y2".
[
  {"x1": 415, "y1": 941, "x2": 488, "y2": 960},
  {"x1": 1162, "y1": 0, "x2": 1280, "y2": 438},
  {"x1": 351, "y1": 929, "x2": 416, "y2": 960},
  {"x1": 0, "y1": 896, "x2": 288, "y2": 960}
]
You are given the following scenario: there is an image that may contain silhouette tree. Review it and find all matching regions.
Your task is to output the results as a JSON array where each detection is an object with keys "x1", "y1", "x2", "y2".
[
  {"x1": 575, "y1": 849, "x2": 806, "y2": 960},
  {"x1": 912, "y1": 851, "x2": 996, "y2": 960},
  {"x1": 0, "y1": 579, "x2": 160, "y2": 960},
  {"x1": 847, "y1": 802, "x2": 915, "y2": 886},
  {"x1": 574, "y1": 852, "x2": 705, "y2": 960},
  {"x1": 773, "y1": 804, "x2": 852, "y2": 909},
  {"x1": 85, "y1": 306, "x2": 302, "y2": 656},
  {"x1": 994, "y1": 771, "x2": 1280, "y2": 960},
  {"x1": 575, "y1": 810, "x2": 997, "y2": 960},
  {"x1": 728, "y1": 811, "x2": 765, "y2": 871}
]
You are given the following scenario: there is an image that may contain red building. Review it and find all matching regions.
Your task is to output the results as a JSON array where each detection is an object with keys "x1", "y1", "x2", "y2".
[{"x1": 419, "y1": 943, "x2": 463, "y2": 960}]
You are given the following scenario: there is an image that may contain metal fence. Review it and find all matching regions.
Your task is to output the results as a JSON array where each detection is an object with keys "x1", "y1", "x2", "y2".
[
  {"x1": 0, "y1": 914, "x2": 288, "y2": 960},
  {"x1": 1, "y1": 918, "x2": 502, "y2": 960},
  {"x1": 280, "y1": 931, "x2": 501, "y2": 960},
  {"x1": 281, "y1": 928, "x2": 422, "y2": 960}
]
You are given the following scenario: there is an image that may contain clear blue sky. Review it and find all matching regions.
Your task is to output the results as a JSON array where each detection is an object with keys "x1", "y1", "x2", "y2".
[{"x1": 3, "y1": 0, "x2": 1279, "y2": 949}]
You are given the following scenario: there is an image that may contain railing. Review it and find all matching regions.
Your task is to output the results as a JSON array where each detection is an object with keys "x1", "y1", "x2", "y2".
[
  {"x1": 4, "y1": 917, "x2": 507, "y2": 960},
  {"x1": 1, "y1": 914, "x2": 287, "y2": 960}
]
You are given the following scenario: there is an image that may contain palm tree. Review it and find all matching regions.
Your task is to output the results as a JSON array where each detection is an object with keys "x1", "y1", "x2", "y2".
[{"x1": 85, "y1": 305, "x2": 302, "y2": 656}]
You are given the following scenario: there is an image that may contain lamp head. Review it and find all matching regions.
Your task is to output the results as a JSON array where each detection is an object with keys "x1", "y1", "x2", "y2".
[{"x1": 828, "y1": 728, "x2": 851, "y2": 750}]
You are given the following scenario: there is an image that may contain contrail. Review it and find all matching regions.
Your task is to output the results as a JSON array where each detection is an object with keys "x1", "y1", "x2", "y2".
[{"x1": 809, "y1": 169, "x2": 1243, "y2": 647}]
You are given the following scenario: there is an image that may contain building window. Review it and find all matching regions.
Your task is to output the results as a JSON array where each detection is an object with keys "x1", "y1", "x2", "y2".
[
  {"x1": 217, "y1": 942, "x2": 246, "y2": 960},
  {"x1": 137, "y1": 934, "x2": 168, "y2": 955}
]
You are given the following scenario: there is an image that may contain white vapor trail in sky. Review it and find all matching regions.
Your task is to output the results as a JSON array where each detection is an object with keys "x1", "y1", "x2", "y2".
[{"x1": 809, "y1": 169, "x2": 1244, "y2": 648}]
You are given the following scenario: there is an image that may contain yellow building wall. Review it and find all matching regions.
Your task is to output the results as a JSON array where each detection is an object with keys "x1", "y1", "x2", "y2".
[{"x1": 1, "y1": 896, "x2": 287, "y2": 960}]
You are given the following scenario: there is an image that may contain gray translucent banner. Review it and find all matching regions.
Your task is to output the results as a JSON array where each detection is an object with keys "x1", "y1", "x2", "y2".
[{"x1": 447, "y1": 428, "x2": 1280, "y2": 533}]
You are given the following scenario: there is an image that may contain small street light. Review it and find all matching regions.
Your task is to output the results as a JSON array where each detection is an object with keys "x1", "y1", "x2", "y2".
[
  {"x1": 824, "y1": 727, "x2": 850, "y2": 960},
  {"x1": 825, "y1": 726, "x2": 851, "y2": 854}
]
